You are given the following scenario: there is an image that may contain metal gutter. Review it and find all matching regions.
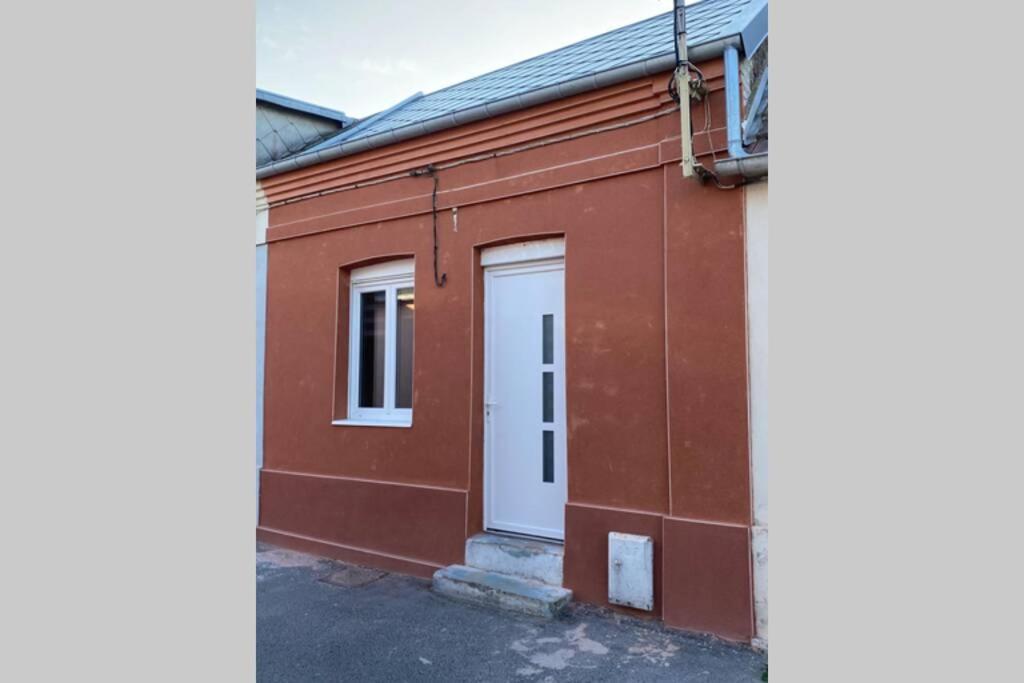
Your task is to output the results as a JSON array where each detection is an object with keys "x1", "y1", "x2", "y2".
[
  {"x1": 302, "y1": 91, "x2": 426, "y2": 154},
  {"x1": 256, "y1": 36, "x2": 742, "y2": 181},
  {"x1": 714, "y1": 152, "x2": 767, "y2": 177},
  {"x1": 256, "y1": 93, "x2": 424, "y2": 178}
]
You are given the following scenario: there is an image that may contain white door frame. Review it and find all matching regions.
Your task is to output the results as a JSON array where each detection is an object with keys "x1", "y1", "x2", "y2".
[{"x1": 482, "y1": 238, "x2": 566, "y2": 541}]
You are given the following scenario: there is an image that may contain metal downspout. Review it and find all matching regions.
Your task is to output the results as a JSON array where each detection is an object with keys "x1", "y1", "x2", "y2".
[
  {"x1": 724, "y1": 45, "x2": 745, "y2": 159},
  {"x1": 715, "y1": 45, "x2": 768, "y2": 179}
]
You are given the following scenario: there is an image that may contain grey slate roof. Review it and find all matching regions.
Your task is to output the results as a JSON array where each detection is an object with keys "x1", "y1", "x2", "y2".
[
  {"x1": 256, "y1": 90, "x2": 356, "y2": 167},
  {"x1": 258, "y1": 0, "x2": 767, "y2": 177}
]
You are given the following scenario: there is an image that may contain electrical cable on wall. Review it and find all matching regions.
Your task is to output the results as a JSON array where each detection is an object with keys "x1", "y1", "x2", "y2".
[
  {"x1": 671, "y1": 0, "x2": 742, "y2": 192},
  {"x1": 667, "y1": 63, "x2": 744, "y2": 191},
  {"x1": 410, "y1": 164, "x2": 447, "y2": 288}
]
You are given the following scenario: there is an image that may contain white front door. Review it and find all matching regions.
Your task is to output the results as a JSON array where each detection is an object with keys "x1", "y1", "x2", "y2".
[{"x1": 484, "y1": 245, "x2": 567, "y2": 541}]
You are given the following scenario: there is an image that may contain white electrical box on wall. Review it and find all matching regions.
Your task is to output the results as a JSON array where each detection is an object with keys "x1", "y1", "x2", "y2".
[{"x1": 608, "y1": 532, "x2": 654, "y2": 611}]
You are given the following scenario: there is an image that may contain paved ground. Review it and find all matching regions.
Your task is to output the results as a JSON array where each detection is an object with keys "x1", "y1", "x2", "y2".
[{"x1": 257, "y1": 542, "x2": 766, "y2": 682}]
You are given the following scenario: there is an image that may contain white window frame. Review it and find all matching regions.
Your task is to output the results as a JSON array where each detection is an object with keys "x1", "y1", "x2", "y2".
[{"x1": 342, "y1": 259, "x2": 414, "y2": 426}]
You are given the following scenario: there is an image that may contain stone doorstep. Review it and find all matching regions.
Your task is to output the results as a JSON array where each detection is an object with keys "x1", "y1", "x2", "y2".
[
  {"x1": 464, "y1": 532, "x2": 564, "y2": 586},
  {"x1": 432, "y1": 564, "x2": 573, "y2": 619}
]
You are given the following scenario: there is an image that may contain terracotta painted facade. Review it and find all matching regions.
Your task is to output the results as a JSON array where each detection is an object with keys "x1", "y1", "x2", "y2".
[{"x1": 258, "y1": 59, "x2": 755, "y2": 642}]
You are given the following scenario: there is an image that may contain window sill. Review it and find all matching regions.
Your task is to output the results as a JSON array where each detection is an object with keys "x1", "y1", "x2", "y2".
[{"x1": 331, "y1": 419, "x2": 412, "y2": 429}]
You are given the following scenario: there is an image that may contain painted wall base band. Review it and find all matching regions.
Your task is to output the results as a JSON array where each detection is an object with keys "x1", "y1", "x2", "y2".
[
  {"x1": 565, "y1": 501, "x2": 752, "y2": 529},
  {"x1": 261, "y1": 468, "x2": 467, "y2": 495},
  {"x1": 257, "y1": 527, "x2": 444, "y2": 578}
]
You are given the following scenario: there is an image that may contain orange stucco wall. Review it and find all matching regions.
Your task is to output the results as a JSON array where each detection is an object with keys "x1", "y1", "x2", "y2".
[{"x1": 259, "y1": 60, "x2": 754, "y2": 641}]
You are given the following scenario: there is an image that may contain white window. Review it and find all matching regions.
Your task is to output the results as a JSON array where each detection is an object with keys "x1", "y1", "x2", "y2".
[{"x1": 345, "y1": 259, "x2": 414, "y2": 425}]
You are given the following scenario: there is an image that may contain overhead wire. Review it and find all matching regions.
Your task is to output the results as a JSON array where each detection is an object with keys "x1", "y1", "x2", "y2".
[{"x1": 268, "y1": 105, "x2": 681, "y2": 210}]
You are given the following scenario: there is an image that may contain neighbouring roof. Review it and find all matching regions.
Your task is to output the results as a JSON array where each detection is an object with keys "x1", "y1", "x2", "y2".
[
  {"x1": 256, "y1": 89, "x2": 356, "y2": 167},
  {"x1": 258, "y1": 0, "x2": 767, "y2": 178},
  {"x1": 256, "y1": 89, "x2": 354, "y2": 124}
]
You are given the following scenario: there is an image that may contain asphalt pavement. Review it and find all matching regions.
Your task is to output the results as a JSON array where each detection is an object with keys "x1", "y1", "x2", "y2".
[{"x1": 257, "y1": 542, "x2": 766, "y2": 682}]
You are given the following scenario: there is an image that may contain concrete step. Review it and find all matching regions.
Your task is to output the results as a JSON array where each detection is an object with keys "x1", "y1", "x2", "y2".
[
  {"x1": 432, "y1": 565, "x2": 573, "y2": 618},
  {"x1": 464, "y1": 533, "x2": 564, "y2": 586}
]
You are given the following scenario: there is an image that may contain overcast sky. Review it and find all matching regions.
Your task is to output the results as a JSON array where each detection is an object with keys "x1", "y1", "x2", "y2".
[{"x1": 257, "y1": 0, "x2": 685, "y2": 119}]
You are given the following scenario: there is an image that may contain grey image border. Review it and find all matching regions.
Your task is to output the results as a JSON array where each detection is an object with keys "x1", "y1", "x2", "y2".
[
  {"x1": 1, "y1": 1, "x2": 256, "y2": 680},
  {"x1": 769, "y1": 0, "x2": 1021, "y2": 680},
  {"x1": 1, "y1": 1, "x2": 1020, "y2": 681}
]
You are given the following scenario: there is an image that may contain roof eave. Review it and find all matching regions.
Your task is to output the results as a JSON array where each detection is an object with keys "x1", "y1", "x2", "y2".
[
  {"x1": 256, "y1": 35, "x2": 746, "y2": 181},
  {"x1": 737, "y1": 2, "x2": 768, "y2": 56}
]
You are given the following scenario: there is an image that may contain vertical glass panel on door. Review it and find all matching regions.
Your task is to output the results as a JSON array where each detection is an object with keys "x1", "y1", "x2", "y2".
[
  {"x1": 395, "y1": 287, "x2": 415, "y2": 409},
  {"x1": 542, "y1": 371, "x2": 553, "y2": 423},
  {"x1": 542, "y1": 314, "x2": 554, "y2": 365},
  {"x1": 542, "y1": 430, "x2": 555, "y2": 483},
  {"x1": 359, "y1": 291, "x2": 386, "y2": 408}
]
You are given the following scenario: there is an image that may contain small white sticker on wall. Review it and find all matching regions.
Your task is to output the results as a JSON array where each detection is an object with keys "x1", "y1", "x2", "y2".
[{"x1": 608, "y1": 532, "x2": 654, "y2": 611}]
